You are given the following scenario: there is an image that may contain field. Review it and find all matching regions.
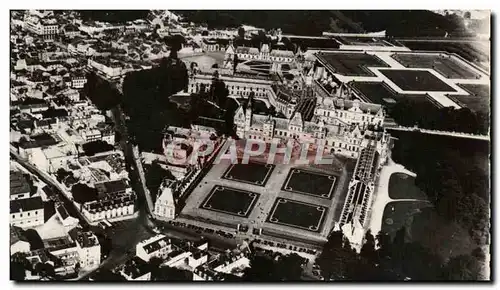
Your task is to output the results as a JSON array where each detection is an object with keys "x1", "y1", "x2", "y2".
[
  {"x1": 267, "y1": 198, "x2": 327, "y2": 232},
  {"x1": 449, "y1": 84, "x2": 491, "y2": 115},
  {"x1": 200, "y1": 186, "x2": 260, "y2": 217},
  {"x1": 458, "y1": 83, "x2": 490, "y2": 98},
  {"x1": 398, "y1": 40, "x2": 490, "y2": 72},
  {"x1": 282, "y1": 169, "x2": 337, "y2": 199},
  {"x1": 351, "y1": 81, "x2": 440, "y2": 108},
  {"x1": 449, "y1": 94, "x2": 490, "y2": 116},
  {"x1": 379, "y1": 69, "x2": 456, "y2": 92},
  {"x1": 388, "y1": 173, "x2": 428, "y2": 200},
  {"x1": 222, "y1": 162, "x2": 275, "y2": 186},
  {"x1": 391, "y1": 53, "x2": 480, "y2": 79},
  {"x1": 317, "y1": 52, "x2": 390, "y2": 76}
]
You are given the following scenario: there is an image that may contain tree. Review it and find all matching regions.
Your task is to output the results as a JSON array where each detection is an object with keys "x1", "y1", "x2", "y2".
[
  {"x1": 145, "y1": 162, "x2": 175, "y2": 202},
  {"x1": 152, "y1": 266, "x2": 193, "y2": 281},
  {"x1": 24, "y1": 229, "x2": 44, "y2": 250},
  {"x1": 11, "y1": 253, "x2": 31, "y2": 281},
  {"x1": 56, "y1": 168, "x2": 74, "y2": 183},
  {"x1": 360, "y1": 230, "x2": 377, "y2": 264},
  {"x1": 243, "y1": 255, "x2": 277, "y2": 281},
  {"x1": 34, "y1": 262, "x2": 55, "y2": 279},
  {"x1": 71, "y1": 183, "x2": 98, "y2": 205},
  {"x1": 316, "y1": 231, "x2": 358, "y2": 280},
  {"x1": 121, "y1": 53, "x2": 189, "y2": 152},
  {"x1": 83, "y1": 72, "x2": 120, "y2": 111},
  {"x1": 238, "y1": 27, "x2": 245, "y2": 39},
  {"x1": 274, "y1": 253, "x2": 305, "y2": 281},
  {"x1": 233, "y1": 53, "x2": 239, "y2": 74},
  {"x1": 441, "y1": 254, "x2": 481, "y2": 281},
  {"x1": 82, "y1": 140, "x2": 114, "y2": 156},
  {"x1": 90, "y1": 269, "x2": 126, "y2": 281}
]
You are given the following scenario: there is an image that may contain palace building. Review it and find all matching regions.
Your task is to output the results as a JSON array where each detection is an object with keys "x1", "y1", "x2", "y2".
[{"x1": 233, "y1": 87, "x2": 386, "y2": 159}]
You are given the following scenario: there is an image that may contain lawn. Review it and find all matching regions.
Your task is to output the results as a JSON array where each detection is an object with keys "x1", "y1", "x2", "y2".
[
  {"x1": 222, "y1": 162, "x2": 275, "y2": 186},
  {"x1": 267, "y1": 198, "x2": 326, "y2": 232},
  {"x1": 458, "y1": 83, "x2": 490, "y2": 99},
  {"x1": 282, "y1": 169, "x2": 337, "y2": 199},
  {"x1": 379, "y1": 69, "x2": 456, "y2": 92},
  {"x1": 392, "y1": 53, "x2": 480, "y2": 79},
  {"x1": 398, "y1": 41, "x2": 489, "y2": 71},
  {"x1": 201, "y1": 186, "x2": 260, "y2": 217},
  {"x1": 317, "y1": 52, "x2": 390, "y2": 76},
  {"x1": 351, "y1": 81, "x2": 440, "y2": 109},
  {"x1": 448, "y1": 94, "x2": 490, "y2": 116},
  {"x1": 388, "y1": 173, "x2": 428, "y2": 200}
]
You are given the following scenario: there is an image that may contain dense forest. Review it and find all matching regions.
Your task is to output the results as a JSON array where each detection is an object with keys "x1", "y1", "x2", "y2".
[
  {"x1": 174, "y1": 10, "x2": 469, "y2": 37},
  {"x1": 388, "y1": 100, "x2": 489, "y2": 135},
  {"x1": 79, "y1": 10, "x2": 149, "y2": 23},
  {"x1": 390, "y1": 131, "x2": 490, "y2": 248},
  {"x1": 243, "y1": 229, "x2": 486, "y2": 281}
]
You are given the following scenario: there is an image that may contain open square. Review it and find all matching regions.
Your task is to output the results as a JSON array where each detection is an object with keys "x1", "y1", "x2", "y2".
[
  {"x1": 379, "y1": 69, "x2": 456, "y2": 92},
  {"x1": 222, "y1": 162, "x2": 275, "y2": 186},
  {"x1": 267, "y1": 198, "x2": 327, "y2": 232},
  {"x1": 391, "y1": 53, "x2": 480, "y2": 79},
  {"x1": 316, "y1": 52, "x2": 390, "y2": 76},
  {"x1": 282, "y1": 168, "x2": 337, "y2": 199},
  {"x1": 200, "y1": 186, "x2": 260, "y2": 217}
]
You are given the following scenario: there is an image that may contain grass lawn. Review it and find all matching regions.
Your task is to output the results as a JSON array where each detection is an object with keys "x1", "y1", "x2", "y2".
[
  {"x1": 388, "y1": 173, "x2": 428, "y2": 200},
  {"x1": 449, "y1": 94, "x2": 490, "y2": 115},
  {"x1": 201, "y1": 186, "x2": 259, "y2": 217},
  {"x1": 379, "y1": 69, "x2": 456, "y2": 92},
  {"x1": 282, "y1": 169, "x2": 337, "y2": 199},
  {"x1": 392, "y1": 53, "x2": 480, "y2": 79},
  {"x1": 267, "y1": 198, "x2": 326, "y2": 231},
  {"x1": 222, "y1": 162, "x2": 275, "y2": 186},
  {"x1": 317, "y1": 52, "x2": 390, "y2": 76},
  {"x1": 351, "y1": 81, "x2": 439, "y2": 109}
]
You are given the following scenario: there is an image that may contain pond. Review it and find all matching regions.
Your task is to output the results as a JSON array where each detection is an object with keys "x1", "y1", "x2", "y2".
[{"x1": 388, "y1": 172, "x2": 428, "y2": 200}]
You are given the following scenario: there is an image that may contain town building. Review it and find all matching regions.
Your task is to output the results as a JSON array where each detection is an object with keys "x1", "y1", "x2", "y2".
[
  {"x1": 10, "y1": 226, "x2": 31, "y2": 255},
  {"x1": 154, "y1": 179, "x2": 176, "y2": 220},
  {"x1": 120, "y1": 256, "x2": 152, "y2": 281},
  {"x1": 23, "y1": 14, "x2": 59, "y2": 35},
  {"x1": 10, "y1": 170, "x2": 31, "y2": 200},
  {"x1": 87, "y1": 57, "x2": 123, "y2": 80},
  {"x1": 187, "y1": 70, "x2": 276, "y2": 99},
  {"x1": 71, "y1": 75, "x2": 87, "y2": 89},
  {"x1": 10, "y1": 196, "x2": 44, "y2": 228},
  {"x1": 81, "y1": 192, "x2": 136, "y2": 224},
  {"x1": 69, "y1": 228, "x2": 101, "y2": 269},
  {"x1": 44, "y1": 237, "x2": 79, "y2": 276},
  {"x1": 233, "y1": 90, "x2": 385, "y2": 159},
  {"x1": 136, "y1": 234, "x2": 173, "y2": 262},
  {"x1": 212, "y1": 252, "x2": 250, "y2": 277},
  {"x1": 225, "y1": 43, "x2": 295, "y2": 72}
]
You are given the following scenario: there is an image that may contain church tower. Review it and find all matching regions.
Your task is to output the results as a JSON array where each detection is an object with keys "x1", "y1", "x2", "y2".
[{"x1": 244, "y1": 97, "x2": 253, "y2": 133}]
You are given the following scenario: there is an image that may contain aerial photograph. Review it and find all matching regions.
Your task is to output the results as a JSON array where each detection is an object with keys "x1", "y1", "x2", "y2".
[{"x1": 9, "y1": 9, "x2": 491, "y2": 282}]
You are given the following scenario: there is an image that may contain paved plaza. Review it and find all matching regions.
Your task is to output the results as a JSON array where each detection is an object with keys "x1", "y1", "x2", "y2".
[{"x1": 179, "y1": 155, "x2": 352, "y2": 243}]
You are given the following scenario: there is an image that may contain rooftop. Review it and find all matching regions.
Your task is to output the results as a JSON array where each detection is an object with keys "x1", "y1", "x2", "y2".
[
  {"x1": 143, "y1": 236, "x2": 171, "y2": 254},
  {"x1": 10, "y1": 225, "x2": 28, "y2": 245},
  {"x1": 69, "y1": 228, "x2": 100, "y2": 248},
  {"x1": 10, "y1": 170, "x2": 31, "y2": 196},
  {"x1": 122, "y1": 256, "x2": 151, "y2": 279},
  {"x1": 10, "y1": 196, "x2": 43, "y2": 213},
  {"x1": 95, "y1": 179, "x2": 129, "y2": 196}
]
